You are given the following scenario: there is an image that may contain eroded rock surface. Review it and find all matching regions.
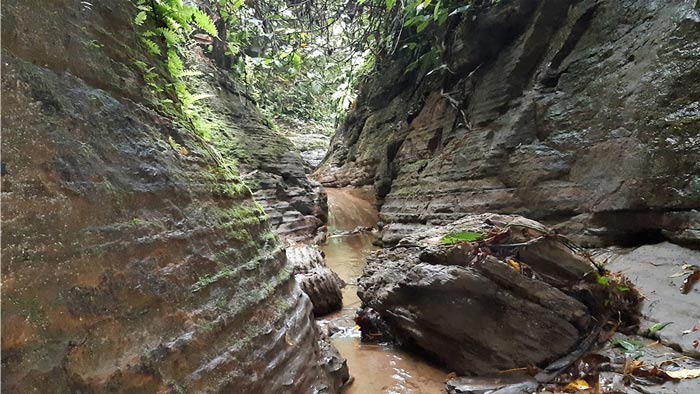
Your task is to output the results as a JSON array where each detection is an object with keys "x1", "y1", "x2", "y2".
[
  {"x1": 316, "y1": 0, "x2": 700, "y2": 247},
  {"x1": 356, "y1": 214, "x2": 621, "y2": 375},
  {"x1": 287, "y1": 245, "x2": 345, "y2": 316},
  {"x1": 1, "y1": 0, "x2": 346, "y2": 392},
  {"x1": 183, "y1": 55, "x2": 328, "y2": 243},
  {"x1": 605, "y1": 242, "x2": 700, "y2": 357}
]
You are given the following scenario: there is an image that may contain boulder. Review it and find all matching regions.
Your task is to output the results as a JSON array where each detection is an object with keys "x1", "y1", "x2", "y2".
[
  {"x1": 357, "y1": 214, "x2": 635, "y2": 375},
  {"x1": 286, "y1": 245, "x2": 345, "y2": 316}
]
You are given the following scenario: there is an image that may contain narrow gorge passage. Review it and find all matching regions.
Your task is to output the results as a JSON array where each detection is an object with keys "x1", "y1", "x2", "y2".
[
  {"x1": 3, "y1": 0, "x2": 700, "y2": 392},
  {"x1": 319, "y1": 188, "x2": 447, "y2": 393}
]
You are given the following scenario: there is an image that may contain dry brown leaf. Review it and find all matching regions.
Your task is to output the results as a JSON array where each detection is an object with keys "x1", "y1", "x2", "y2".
[
  {"x1": 284, "y1": 332, "x2": 295, "y2": 346},
  {"x1": 681, "y1": 270, "x2": 700, "y2": 294},
  {"x1": 664, "y1": 369, "x2": 700, "y2": 379}
]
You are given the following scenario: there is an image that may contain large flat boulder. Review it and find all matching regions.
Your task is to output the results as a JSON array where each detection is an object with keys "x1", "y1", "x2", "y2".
[{"x1": 357, "y1": 214, "x2": 634, "y2": 375}]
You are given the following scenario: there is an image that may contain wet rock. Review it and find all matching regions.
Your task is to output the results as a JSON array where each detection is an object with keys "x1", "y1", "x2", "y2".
[
  {"x1": 446, "y1": 375, "x2": 538, "y2": 394},
  {"x1": 180, "y1": 58, "x2": 328, "y2": 243},
  {"x1": 286, "y1": 245, "x2": 344, "y2": 316},
  {"x1": 276, "y1": 117, "x2": 333, "y2": 170},
  {"x1": 0, "y1": 1, "x2": 346, "y2": 392},
  {"x1": 585, "y1": 333, "x2": 700, "y2": 394},
  {"x1": 606, "y1": 242, "x2": 700, "y2": 357},
  {"x1": 357, "y1": 214, "x2": 614, "y2": 375},
  {"x1": 316, "y1": 0, "x2": 700, "y2": 247},
  {"x1": 288, "y1": 132, "x2": 332, "y2": 169}
]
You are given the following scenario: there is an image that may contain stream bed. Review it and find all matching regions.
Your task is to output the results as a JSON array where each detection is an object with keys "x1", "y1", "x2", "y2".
[{"x1": 318, "y1": 188, "x2": 447, "y2": 393}]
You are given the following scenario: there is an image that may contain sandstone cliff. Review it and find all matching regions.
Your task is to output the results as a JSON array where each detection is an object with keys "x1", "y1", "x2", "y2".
[
  {"x1": 1, "y1": 0, "x2": 344, "y2": 392},
  {"x1": 316, "y1": 0, "x2": 700, "y2": 247}
]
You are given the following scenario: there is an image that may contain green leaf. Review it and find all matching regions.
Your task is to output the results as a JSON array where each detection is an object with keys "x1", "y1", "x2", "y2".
[
  {"x1": 134, "y1": 11, "x2": 148, "y2": 26},
  {"x1": 192, "y1": 9, "x2": 218, "y2": 37},
  {"x1": 290, "y1": 51, "x2": 302, "y2": 69},
  {"x1": 386, "y1": 0, "x2": 396, "y2": 11},
  {"x1": 158, "y1": 27, "x2": 182, "y2": 45},
  {"x1": 643, "y1": 322, "x2": 673, "y2": 338},
  {"x1": 402, "y1": 42, "x2": 418, "y2": 52},
  {"x1": 416, "y1": 19, "x2": 431, "y2": 33},
  {"x1": 611, "y1": 338, "x2": 646, "y2": 358},
  {"x1": 433, "y1": 0, "x2": 442, "y2": 20},
  {"x1": 232, "y1": 0, "x2": 245, "y2": 10},
  {"x1": 141, "y1": 38, "x2": 161, "y2": 55},
  {"x1": 167, "y1": 49, "x2": 185, "y2": 78},
  {"x1": 597, "y1": 276, "x2": 610, "y2": 285},
  {"x1": 133, "y1": 60, "x2": 149, "y2": 71},
  {"x1": 439, "y1": 232, "x2": 484, "y2": 245}
]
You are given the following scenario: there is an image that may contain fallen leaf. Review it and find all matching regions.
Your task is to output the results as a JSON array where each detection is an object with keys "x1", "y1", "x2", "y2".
[
  {"x1": 507, "y1": 259, "x2": 521, "y2": 271},
  {"x1": 664, "y1": 369, "x2": 700, "y2": 379},
  {"x1": 284, "y1": 332, "x2": 295, "y2": 346},
  {"x1": 564, "y1": 379, "x2": 591, "y2": 391},
  {"x1": 629, "y1": 364, "x2": 676, "y2": 383},
  {"x1": 612, "y1": 338, "x2": 646, "y2": 358},
  {"x1": 624, "y1": 359, "x2": 643, "y2": 375},
  {"x1": 643, "y1": 322, "x2": 673, "y2": 338},
  {"x1": 681, "y1": 270, "x2": 700, "y2": 294}
]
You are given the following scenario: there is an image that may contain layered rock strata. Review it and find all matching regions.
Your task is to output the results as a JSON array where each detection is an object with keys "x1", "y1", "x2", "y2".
[
  {"x1": 286, "y1": 246, "x2": 345, "y2": 316},
  {"x1": 1, "y1": 0, "x2": 346, "y2": 392},
  {"x1": 316, "y1": 0, "x2": 700, "y2": 247},
  {"x1": 175, "y1": 54, "x2": 343, "y2": 315},
  {"x1": 184, "y1": 51, "x2": 327, "y2": 243},
  {"x1": 356, "y1": 214, "x2": 636, "y2": 375}
]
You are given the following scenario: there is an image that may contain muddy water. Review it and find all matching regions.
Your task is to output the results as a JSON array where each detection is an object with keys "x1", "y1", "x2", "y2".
[{"x1": 319, "y1": 188, "x2": 447, "y2": 393}]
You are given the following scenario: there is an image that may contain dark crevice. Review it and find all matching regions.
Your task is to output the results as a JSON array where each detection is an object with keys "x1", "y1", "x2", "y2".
[
  {"x1": 541, "y1": 3, "x2": 600, "y2": 88},
  {"x1": 549, "y1": 3, "x2": 600, "y2": 70},
  {"x1": 610, "y1": 229, "x2": 665, "y2": 247}
]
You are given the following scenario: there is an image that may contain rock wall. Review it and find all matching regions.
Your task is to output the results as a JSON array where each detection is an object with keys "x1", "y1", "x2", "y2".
[
  {"x1": 189, "y1": 63, "x2": 328, "y2": 242},
  {"x1": 316, "y1": 0, "x2": 700, "y2": 247},
  {"x1": 1, "y1": 0, "x2": 344, "y2": 392}
]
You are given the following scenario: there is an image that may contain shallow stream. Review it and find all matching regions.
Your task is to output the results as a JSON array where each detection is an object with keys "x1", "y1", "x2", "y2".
[{"x1": 318, "y1": 188, "x2": 447, "y2": 394}]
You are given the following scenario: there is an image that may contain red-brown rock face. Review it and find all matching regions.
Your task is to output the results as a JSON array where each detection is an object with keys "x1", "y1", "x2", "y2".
[{"x1": 1, "y1": 0, "x2": 345, "y2": 392}]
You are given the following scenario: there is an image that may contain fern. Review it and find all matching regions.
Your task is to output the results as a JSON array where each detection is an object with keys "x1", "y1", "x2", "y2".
[
  {"x1": 158, "y1": 27, "x2": 182, "y2": 45},
  {"x1": 134, "y1": 10, "x2": 148, "y2": 25},
  {"x1": 161, "y1": 1, "x2": 192, "y2": 31},
  {"x1": 141, "y1": 37, "x2": 161, "y2": 55},
  {"x1": 163, "y1": 15, "x2": 182, "y2": 31},
  {"x1": 192, "y1": 9, "x2": 218, "y2": 37},
  {"x1": 167, "y1": 49, "x2": 185, "y2": 78}
]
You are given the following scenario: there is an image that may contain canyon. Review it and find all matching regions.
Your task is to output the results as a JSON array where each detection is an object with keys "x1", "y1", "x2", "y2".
[{"x1": 2, "y1": 0, "x2": 700, "y2": 393}]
